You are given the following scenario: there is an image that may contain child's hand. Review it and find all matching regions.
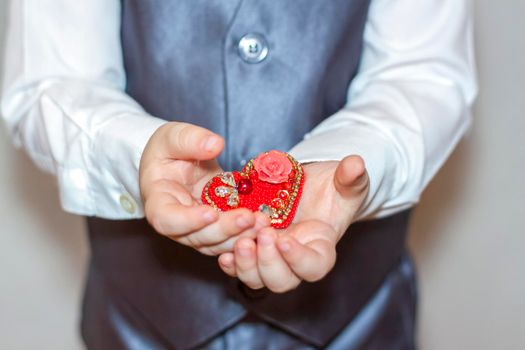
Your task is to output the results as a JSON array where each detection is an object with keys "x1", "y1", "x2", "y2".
[
  {"x1": 217, "y1": 156, "x2": 369, "y2": 292},
  {"x1": 139, "y1": 122, "x2": 268, "y2": 256}
]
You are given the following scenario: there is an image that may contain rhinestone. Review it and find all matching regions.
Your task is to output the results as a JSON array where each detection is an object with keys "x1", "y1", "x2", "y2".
[
  {"x1": 227, "y1": 193, "x2": 239, "y2": 207},
  {"x1": 215, "y1": 186, "x2": 234, "y2": 197},
  {"x1": 277, "y1": 190, "x2": 289, "y2": 200},
  {"x1": 219, "y1": 172, "x2": 236, "y2": 187},
  {"x1": 271, "y1": 198, "x2": 285, "y2": 209},
  {"x1": 258, "y1": 204, "x2": 275, "y2": 217}
]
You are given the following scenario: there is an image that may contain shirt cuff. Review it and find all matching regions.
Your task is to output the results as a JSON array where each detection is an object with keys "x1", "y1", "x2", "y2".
[
  {"x1": 59, "y1": 113, "x2": 167, "y2": 219},
  {"x1": 287, "y1": 109, "x2": 407, "y2": 221}
]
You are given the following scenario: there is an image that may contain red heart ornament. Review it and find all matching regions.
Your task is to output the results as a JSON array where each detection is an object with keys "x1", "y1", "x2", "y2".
[{"x1": 201, "y1": 150, "x2": 304, "y2": 229}]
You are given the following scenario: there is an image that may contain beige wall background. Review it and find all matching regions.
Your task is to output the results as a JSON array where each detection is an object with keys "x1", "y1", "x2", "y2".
[{"x1": 0, "y1": 1, "x2": 523, "y2": 349}]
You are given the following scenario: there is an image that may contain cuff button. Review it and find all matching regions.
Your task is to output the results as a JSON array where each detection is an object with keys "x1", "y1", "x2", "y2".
[{"x1": 119, "y1": 194, "x2": 137, "y2": 214}]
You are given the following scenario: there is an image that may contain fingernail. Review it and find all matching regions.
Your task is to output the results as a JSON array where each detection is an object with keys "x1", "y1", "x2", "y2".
[
  {"x1": 255, "y1": 216, "x2": 269, "y2": 230},
  {"x1": 220, "y1": 255, "x2": 233, "y2": 266},
  {"x1": 238, "y1": 247, "x2": 252, "y2": 257},
  {"x1": 202, "y1": 209, "x2": 216, "y2": 223},
  {"x1": 202, "y1": 135, "x2": 219, "y2": 152},
  {"x1": 236, "y1": 215, "x2": 250, "y2": 228},
  {"x1": 278, "y1": 239, "x2": 291, "y2": 252},
  {"x1": 258, "y1": 233, "x2": 274, "y2": 247}
]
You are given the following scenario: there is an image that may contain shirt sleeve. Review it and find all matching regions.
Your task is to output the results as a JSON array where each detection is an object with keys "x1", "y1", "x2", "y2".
[
  {"x1": 287, "y1": 0, "x2": 478, "y2": 220},
  {"x1": 0, "y1": 0, "x2": 167, "y2": 219}
]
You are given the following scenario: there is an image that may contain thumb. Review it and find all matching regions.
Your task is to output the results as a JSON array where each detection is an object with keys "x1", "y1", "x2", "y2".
[
  {"x1": 165, "y1": 122, "x2": 224, "y2": 160},
  {"x1": 333, "y1": 155, "x2": 368, "y2": 198}
]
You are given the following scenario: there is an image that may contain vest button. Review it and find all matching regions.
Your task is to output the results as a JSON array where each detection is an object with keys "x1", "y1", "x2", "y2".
[{"x1": 237, "y1": 33, "x2": 269, "y2": 63}]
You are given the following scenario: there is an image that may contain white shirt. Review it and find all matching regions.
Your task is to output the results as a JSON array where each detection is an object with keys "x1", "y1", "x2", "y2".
[{"x1": 0, "y1": 0, "x2": 477, "y2": 220}]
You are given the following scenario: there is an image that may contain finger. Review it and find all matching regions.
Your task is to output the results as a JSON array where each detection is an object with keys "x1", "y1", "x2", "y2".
[
  {"x1": 218, "y1": 253, "x2": 237, "y2": 277},
  {"x1": 145, "y1": 193, "x2": 218, "y2": 236},
  {"x1": 166, "y1": 122, "x2": 224, "y2": 160},
  {"x1": 277, "y1": 235, "x2": 336, "y2": 282},
  {"x1": 234, "y1": 238, "x2": 264, "y2": 289},
  {"x1": 334, "y1": 155, "x2": 369, "y2": 198},
  {"x1": 198, "y1": 212, "x2": 271, "y2": 255},
  {"x1": 257, "y1": 227, "x2": 300, "y2": 293},
  {"x1": 198, "y1": 227, "x2": 258, "y2": 255},
  {"x1": 179, "y1": 208, "x2": 256, "y2": 249},
  {"x1": 253, "y1": 211, "x2": 272, "y2": 229}
]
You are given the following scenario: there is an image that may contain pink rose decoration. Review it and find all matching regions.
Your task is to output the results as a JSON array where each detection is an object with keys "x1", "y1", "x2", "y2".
[{"x1": 253, "y1": 150, "x2": 293, "y2": 184}]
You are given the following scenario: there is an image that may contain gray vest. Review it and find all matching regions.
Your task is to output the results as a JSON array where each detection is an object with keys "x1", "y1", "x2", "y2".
[{"x1": 84, "y1": 1, "x2": 411, "y2": 349}]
